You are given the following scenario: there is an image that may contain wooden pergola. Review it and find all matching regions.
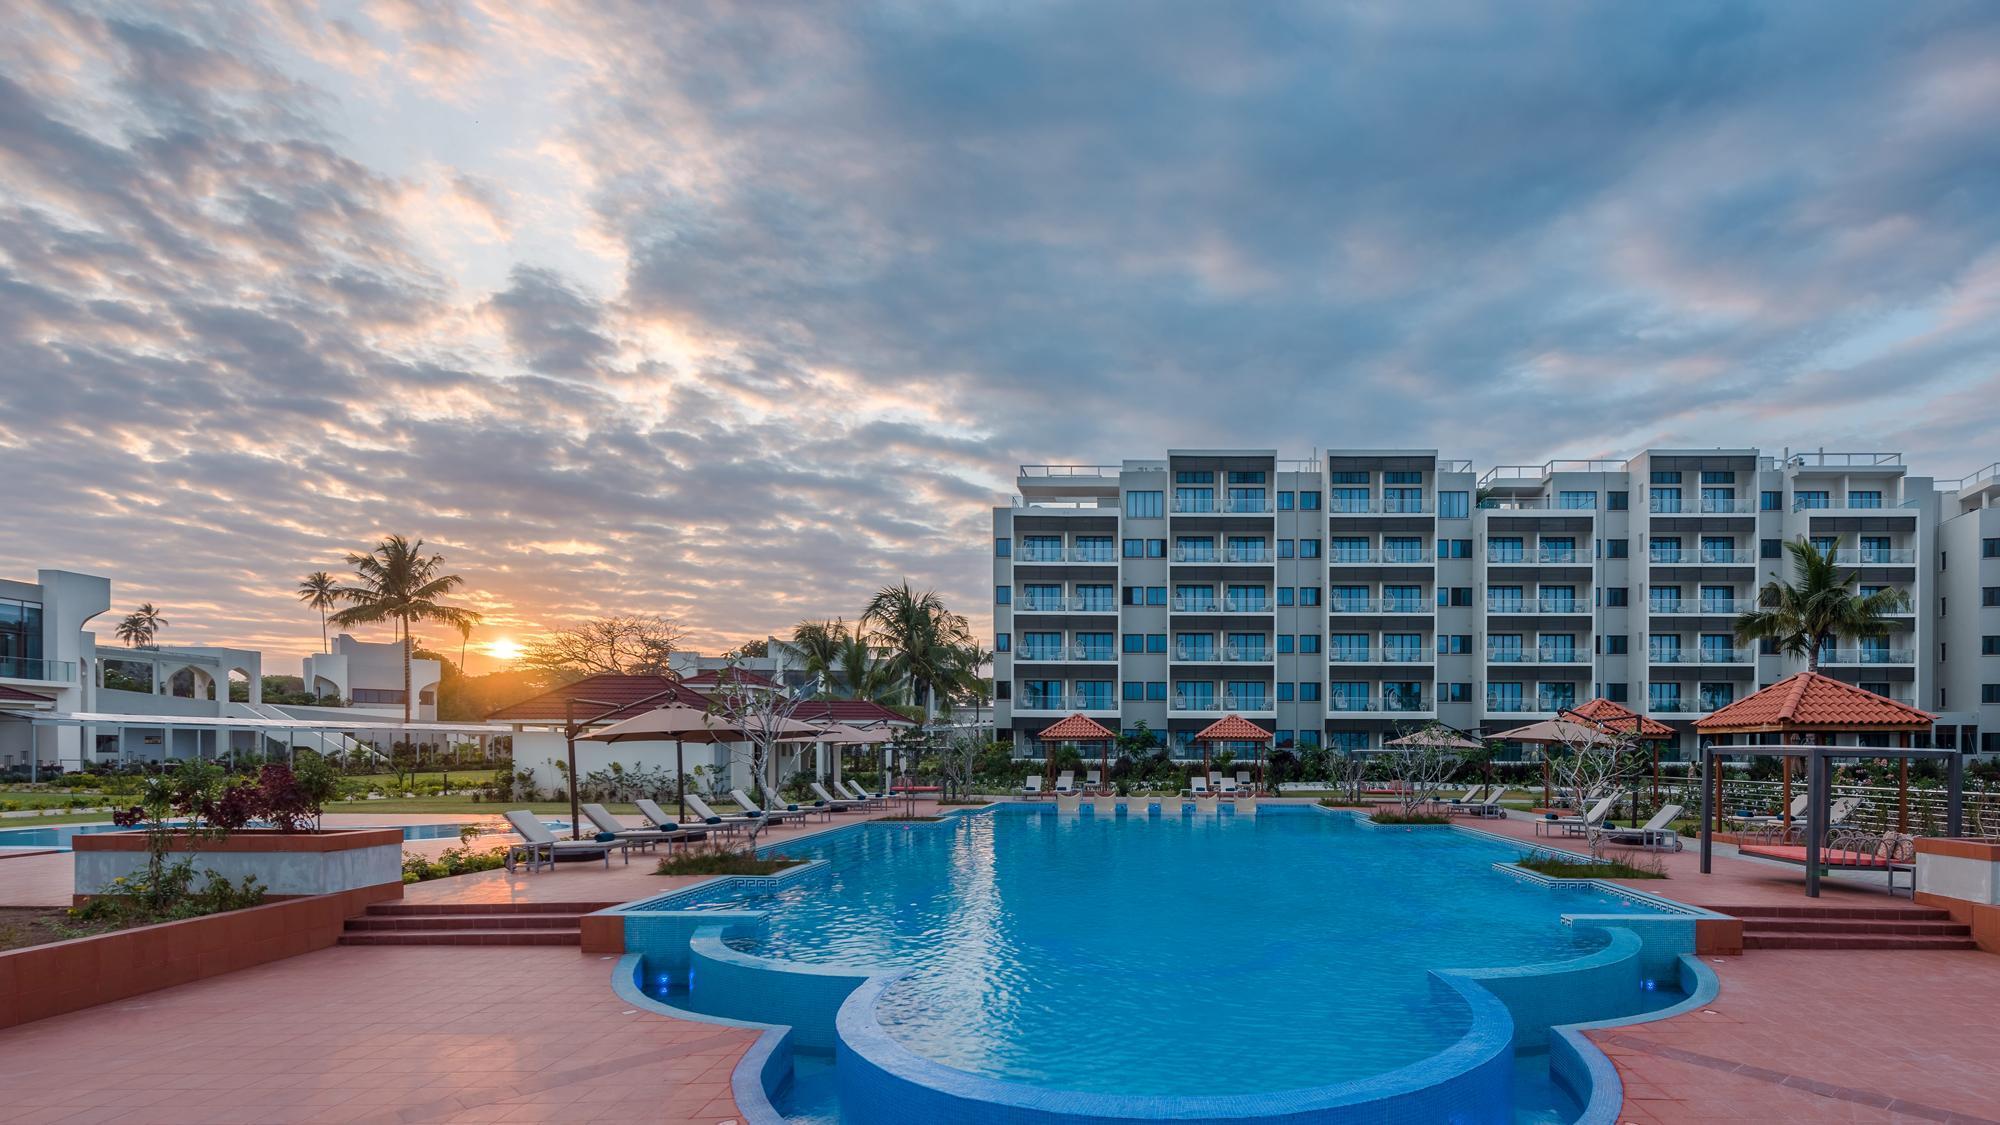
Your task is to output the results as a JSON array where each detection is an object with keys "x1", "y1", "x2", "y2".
[
  {"x1": 1040, "y1": 713, "x2": 1117, "y2": 791},
  {"x1": 1192, "y1": 714, "x2": 1273, "y2": 792},
  {"x1": 1694, "y1": 673, "x2": 1961, "y2": 897}
]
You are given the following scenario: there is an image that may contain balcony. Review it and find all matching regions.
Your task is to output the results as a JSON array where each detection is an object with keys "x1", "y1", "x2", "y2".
[
  {"x1": 1830, "y1": 548, "x2": 1917, "y2": 566},
  {"x1": 1175, "y1": 595, "x2": 1273, "y2": 614},
  {"x1": 1649, "y1": 498, "x2": 1757, "y2": 514},
  {"x1": 1484, "y1": 697, "x2": 1582, "y2": 715},
  {"x1": 1170, "y1": 546, "x2": 1274, "y2": 563},
  {"x1": 1649, "y1": 549, "x2": 1755, "y2": 565},
  {"x1": 1485, "y1": 649, "x2": 1590, "y2": 665},
  {"x1": 1172, "y1": 497, "x2": 1275, "y2": 514},
  {"x1": 1486, "y1": 598, "x2": 1589, "y2": 615},
  {"x1": 1015, "y1": 693, "x2": 1119, "y2": 713},
  {"x1": 1172, "y1": 645, "x2": 1272, "y2": 663},
  {"x1": 1328, "y1": 694, "x2": 1431, "y2": 714},
  {"x1": 1171, "y1": 694, "x2": 1275, "y2": 714},
  {"x1": 1646, "y1": 697, "x2": 1733, "y2": 715},
  {"x1": 1016, "y1": 596, "x2": 1117, "y2": 614},
  {"x1": 1328, "y1": 548, "x2": 1433, "y2": 564},
  {"x1": 1795, "y1": 497, "x2": 1920, "y2": 514},
  {"x1": 1646, "y1": 649, "x2": 1754, "y2": 665},
  {"x1": 1328, "y1": 598, "x2": 1429, "y2": 615},
  {"x1": 1819, "y1": 648, "x2": 1917, "y2": 665},
  {"x1": 1329, "y1": 497, "x2": 1432, "y2": 515},
  {"x1": 1649, "y1": 599, "x2": 1742, "y2": 615},
  {"x1": 0, "y1": 657, "x2": 75, "y2": 683},
  {"x1": 1328, "y1": 648, "x2": 1433, "y2": 664},
  {"x1": 1017, "y1": 644, "x2": 1117, "y2": 663},
  {"x1": 1486, "y1": 548, "x2": 1588, "y2": 565}
]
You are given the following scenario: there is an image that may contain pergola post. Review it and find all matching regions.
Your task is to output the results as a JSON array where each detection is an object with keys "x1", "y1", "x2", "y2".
[
  {"x1": 1698, "y1": 745, "x2": 1712, "y2": 875},
  {"x1": 1947, "y1": 750, "x2": 1964, "y2": 838},
  {"x1": 1804, "y1": 748, "x2": 1824, "y2": 899},
  {"x1": 1898, "y1": 731, "x2": 1911, "y2": 833}
]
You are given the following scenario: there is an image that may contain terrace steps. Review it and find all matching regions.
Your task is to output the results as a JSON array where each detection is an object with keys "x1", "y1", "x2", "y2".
[
  {"x1": 337, "y1": 901, "x2": 619, "y2": 947},
  {"x1": 1720, "y1": 904, "x2": 1978, "y2": 951}
]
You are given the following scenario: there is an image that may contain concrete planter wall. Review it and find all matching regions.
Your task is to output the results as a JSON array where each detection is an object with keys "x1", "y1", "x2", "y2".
[
  {"x1": 1915, "y1": 838, "x2": 2000, "y2": 953},
  {"x1": 72, "y1": 827, "x2": 404, "y2": 900}
]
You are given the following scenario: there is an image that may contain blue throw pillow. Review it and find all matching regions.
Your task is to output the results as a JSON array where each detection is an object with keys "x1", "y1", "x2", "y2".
[
  {"x1": 659, "y1": 822, "x2": 680, "y2": 831},
  {"x1": 786, "y1": 804, "x2": 800, "y2": 812},
  {"x1": 594, "y1": 831, "x2": 619, "y2": 843},
  {"x1": 1543, "y1": 812, "x2": 1558, "y2": 821},
  {"x1": 814, "y1": 799, "x2": 827, "y2": 807},
  {"x1": 704, "y1": 815, "x2": 722, "y2": 825},
  {"x1": 746, "y1": 810, "x2": 764, "y2": 818}
]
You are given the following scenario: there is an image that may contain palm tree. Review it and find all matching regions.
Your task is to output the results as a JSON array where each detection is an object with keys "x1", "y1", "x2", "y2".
[
  {"x1": 1734, "y1": 538, "x2": 1911, "y2": 673},
  {"x1": 327, "y1": 535, "x2": 481, "y2": 724},
  {"x1": 114, "y1": 603, "x2": 168, "y2": 647},
  {"x1": 296, "y1": 571, "x2": 339, "y2": 653},
  {"x1": 832, "y1": 633, "x2": 899, "y2": 702},
  {"x1": 789, "y1": 619, "x2": 849, "y2": 688},
  {"x1": 861, "y1": 581, "x2": 972, "y2": 723}
]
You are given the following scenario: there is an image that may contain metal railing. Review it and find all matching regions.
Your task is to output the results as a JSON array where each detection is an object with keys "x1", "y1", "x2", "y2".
[
  {"x1": 1795, "y1": 497, "x2": 1920, "y2": 513},
  {"x1": 1478, "y1": 459, "x2": 1628, "y2": 485},
  {"x1": 1171, "y1": 695, "x2": 1274, "y2": 712},
  {"x1": 1486, "y1": 547, "x2": 1587, "y2": 564},
  {"x1": 1648, "y1": 599, "x2": 1742, "y2": 615},
  {"x1": 1648, "y1": 497, "x2": 1758, "y2": 514},
  {"x1": 1485, "y1": 697, "x2": 1582, "y2": 714},
  {"x1": 1172, "y1": 497, "x2": 1275, "y2": 514},
  {"x1": 1328, "y1": 648, "x2": 1432, "y2": 663},
  {"x1": 1016, "y1": 693, "x2": 1118, "y2": 711},
  {"x1": 1018, "y1": 644, "x2": 1116, "y2": 662},
  {"x1": 1486, "y1": 597, "x2": 1588, "y2": 614},
  {"x1": 1783, "y1": 451, "x2": 1903, "y2": 469},
  {"x1": 1817, "y1": 648, "x2": 1917, "y2": 665},
  {"x1": 1329, "y1": 598, "x2": 1429, "y2": 614},
  {"x1": 1648, "y1": 548, "x2": 1756, "y2": 565},
  {"x1": 1016, "y1": 545, "x2": 1067, "y2": 562},
  {"x1": 1685, "y1": 776, "x2": 2000, "y2": 840},
  {"x1": 1329, "y1": 547, "x2": 1434, "y2": 563},
  {"x1": 1486, "y1": 648, "x2": 1589, "y2": 664},
  {"x1": 1328, "y1": 695, "x2": 1430, "y2": 713},
  {"x1": 1019, "y1": 465, "x2": 1121, "y2": 478},
  {"x1": 0, "y1": 657, "x2": 75, "y2": 682},
  {"x1": 1829, "y1": 548, "x2": 1917, "y2": 566},
  {"x1": 1646, "y1": 648, "x2": 1754, "y2": 664},
  {"x1": 1328, "y1": 497, "x2": 1433, "y2": 514},
  {"x1": 1941, "y1": 462, "x2": 2000, "y2": 493},
  {"x1": 1016, "y1": 595, "x2": 1116, "y2": 613},
  {"x1": 1174, "y1": 595, "x2": 1274, "y2": 613}
]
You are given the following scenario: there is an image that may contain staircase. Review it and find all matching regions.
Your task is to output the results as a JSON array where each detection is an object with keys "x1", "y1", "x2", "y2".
[
  {"x1": 338, "y1": 902, "x2": 618, "y2": 947},
  {"x1": 1724, "y1": 904, "x2": 1978, "y2": 951}
]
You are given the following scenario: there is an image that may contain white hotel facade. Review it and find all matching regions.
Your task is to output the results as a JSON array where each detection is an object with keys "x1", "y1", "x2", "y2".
[{"x1": 990, "y1": 450, "x2": 2000, "y2": 760}]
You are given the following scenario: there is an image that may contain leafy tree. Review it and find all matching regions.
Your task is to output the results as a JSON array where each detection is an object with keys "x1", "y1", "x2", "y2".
[
  {"x1": 789, "y1": 619, "x2": 849, "y2": 682},
  {"x1": 1734, "y1": 538, "x2": 1911, "y2": 673},
  {"x1": 518, "y1": 614, "x2": 682, "y2": 682},
  {"x1": 327, "y1": 535, "x2": 481, "y2": 725},
  {"x1": 296, "y1": 571, "x2": 339, "y2": 653},
  {"x1": 725, "y1": 638, "x2": 770, "y2": 659}
]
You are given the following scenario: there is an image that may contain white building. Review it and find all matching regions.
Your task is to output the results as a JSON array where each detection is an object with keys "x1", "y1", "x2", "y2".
[
  {"x1": 993, "y1": 449, "x2": 2000, "y2": 760},
  {"x1": 304, "y1": 633, "x2": 441, "y2": 721}
]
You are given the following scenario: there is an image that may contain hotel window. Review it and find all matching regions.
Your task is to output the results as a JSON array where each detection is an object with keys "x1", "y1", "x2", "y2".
[
  {"x1": 1278, "y1": 491, "x2": 1294, "y2": 510},
  {"x1": 1176, "y1": 470, "x2": 1214, "y2": 484},
  {"x1": 1558, "y1": 490, "x2": 1597, "y2": 510},
  {"x1": 1700, "y1": 470, "x2": 1734, "y2": 484},
  {"x1": 1078, "y1": 584, "x2": 1115, "y2": 610},
  {"x1": 1604, "y1": 634, "x2": 1628, "y2": 655},
  {"x1": 1297, "y1": 634, "x2": 1320, "y2": 654},
  {"x1": 1277, "y1": 635, "x2": 1294, "y2": 654},
  {"x1": 1124, "y1": 681, "x2": 1145, "y2": 701},
  {"x1": 1382, "y1": 486, "x2": 1425, "y2": 513},
  {"x1": 1438, "y1": 491, "x2": 1469, "y2": 519},
  {"x1": 1605, "y1": 682, "x2": 1628, "y2": 703},
  {"x1": 1541, "y1": 537, "x2": 1577, "y2": 563},
  {"x1": 1489, "y1": 536, "x2": 1524, "y2": 563},
  {"x1": 996, "y1": 682, "x2": 1010, "y2": 702},
  {"x1": 1606, "y1": 491, "x2": 1628, "y2": 511},
  {"x1": 1330, "y1": 536, "x2": 1368, "y2": 562},
  {"x1": 995, "y1": 633, "x2": 1010, "y2": 653},
  {"x1": 1147, "y1": 539, "x2": 1166, "y2": 558},
  {"x1": 996, "y1": 587, "x2": 1012, "y2": 605},
  {"x1": 1278, "y1": 539, "x2": 1295, "y2": 559},
  {"x1": 1650, "y1": 634, "x2": 1682, "y2": 663},
  {"x1": 1809, "y1": 535, "x2": 1837, "y2": 555},
  {"x1": 1331, "y1": 633, "x2": 1369, "y2": 661},
  {"x1": 1298, "y1": 587, "x2": 1321, "y2": 607},
  {"x1": 1175, "y1": 485, "x2": 1217, "y2": 513},
  {"x1": 1228, "y1": 471, "x2": 1267, "y2": 484},
  {"x1": 1486, "y1": 681, "x2": 1524, "y2": 712},
  {"x1": 1441, "y1": 682, "x2": 1472, "y2": 703},
  {"x1": 1277, "y1": 587, "x2": 1295, "y2": 607},
  {"x1": 1700, "y1": 487, "x2": 1735, "y2": 512},
  {"x1": 1174, "y1": 536, "x2": 1216, "y2": 561},
  {"x1": 1330, "y1": 487, "x2": 1370, "y2": 513},
  {"x1": 1298, "y1": 682, "x2": 1321, "y2": 702},
  {"x1": 1649, "y1": 585, "x2": 1682, "y2": 612},
  {"x1": 1761, "y1": 538, "x2": 1782, "y2": 559},
  {"x1": 1649, "y1": 486, "x2": 1683, "y2": 513},
  {"x1": 1123, "y1": 586, "x2": 1147, "y2": 606},
  {"x1": 1147, "y1": 587, "x2": 1167, "y2": 606},
  {"x1": 1849, "y1": 490, "x2": 1882, "y2": 509},
  {"x1": 1795, "y1": 490, "x2": 1830, "y2": 509},
  {"x1": 1604, "y1": 587, "x2": 1627, "y2": 606},
  {"x1": 1123, "y1": 633, "x2": 1145, "y2": 653},
  {"x1": 1649, "y1": 682, "x2": 1683, "y2": 712},
  {"x1": 1982, "y1": 635, "x2": 2000, "y2": 656},
  {"x1": 1437, "y1": 634, "x2": 1471, "y2": 654},
  {"x1": 1297, "y1": 491, "x2": 1321, "y2": 511},
  {"x1": 1441, "y1": 586, "x2": 1472, "y2": 607},
  {"x1": 995, "y1": 538, "x2": 1011, "y2": 557},
  {"x1": 1328, "y1": 470, "x2": 1368, "y2": 484},
  {"x1": 1278, "y1": 683, "x2": 1294, "y2": 702},
  {"x1": 1380, "y1": 536, "x2": 1420, "y2": 562},
  {"x1": 1298, "y1": 539, "x2": 1322, "y2": 559},
  {"x1": 1984, "y1": 538, "x2": 2000, "y2": 558},
  {"x1": 1123, "y1": 538, "x2": 1145, "y2": 558},
  {"x1": 1984, "y1": 685, "x2": 2000, "y2": 705},
  {"x1": 1985, "y1": 588, "x2": 2000, "y2": 608},
  {"x1": 1383, "y1": 471, "x2": 1422, "y2": 484},
  {"x1": 1147, "y1": 634, "x2": 1168, "y2": 653},
  {"x1": 1700, "y1": 683, "x2": 1736, "y2": 712},
  {"x1": 1651, "y1": 470, "x2": 1682, "y2": 484},
  {"x1": 1760, "y1": 490, "x2": 1782, "y2": 511},
  {"x1": 1147, "y1": 681, "x2": 1168, "y2": 701},
  {"x1": 1603, "y1": 538, "x2": 1628, "y2": 559},
  {"x1": 1439, "y1": 539, "x2": 1472, "y2": 559},
  {"x1": 1488, "y1": 585, "x2": 1524, "y2": 612},
  {"x1": 1859, "y1": 536, "x2": 1892, "y2": 563},
  {"x1": 1125, "y1": 490, "x2": 1163, "y2": 518}
]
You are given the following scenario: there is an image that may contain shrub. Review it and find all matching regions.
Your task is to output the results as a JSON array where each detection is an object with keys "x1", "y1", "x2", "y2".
[
  {"x1": 655, "y1": 843, "x2": 806, "y2": 877},
  {"x1": 1516, "y1": 852, "x2": 1667, "y2": 880}
]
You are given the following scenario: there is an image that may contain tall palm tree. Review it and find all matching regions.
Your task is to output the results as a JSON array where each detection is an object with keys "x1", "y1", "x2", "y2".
[
  {"x1": 327, "y1": 535, "x2": 481, "y2": 724},
  {"x1": 861, "y1": 581, "x2": 971, "y2": 723},
  {"x1": 296, "y1": 571, "x2": 339, "y2": 653},
  {"x1": 832, "y1": 633, "x2": 898, "y2": 702},
  {"x1": 114, "y1": 604, "x2": 168, "y2": 647},
  {"x1": 789, "y1": 619, "x2": 849, "y2": 688},
  {"x1": 1735, "y1": 538, "x2": 1911, "y2": 673}
]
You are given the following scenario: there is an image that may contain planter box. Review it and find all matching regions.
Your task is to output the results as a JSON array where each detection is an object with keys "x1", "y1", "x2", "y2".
[
  {"x1": 0, "y1": 884, "x2": 399, "y2": 1030},
  {"x1": 73, "y1": 827, "x2": 403, "y2": 900},
  {"x1": 1914, "y1": 839, "x2": 2000, "y2": 955}
]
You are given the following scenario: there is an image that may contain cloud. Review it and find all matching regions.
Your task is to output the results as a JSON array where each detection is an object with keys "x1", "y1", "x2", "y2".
[{"x1": 2, "y1": 0, "x2": 1999, "y2": 672}]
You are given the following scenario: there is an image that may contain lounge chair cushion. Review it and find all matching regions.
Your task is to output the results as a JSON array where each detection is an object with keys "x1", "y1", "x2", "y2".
[
  {"x1": 594, "y1": 831, "x2": 619, "y2": 843},
  {"x1": 702, "y1": 815, "x2": 722, "y2": 825},
  {"x1": 786, "y1": 804, "x2": 800, "y2": 811}
]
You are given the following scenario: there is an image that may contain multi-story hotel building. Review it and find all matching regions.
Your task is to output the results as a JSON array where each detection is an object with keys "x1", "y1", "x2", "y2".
[{"x1": 991, "y1": 450, "x2": 2000, "y2": 760}]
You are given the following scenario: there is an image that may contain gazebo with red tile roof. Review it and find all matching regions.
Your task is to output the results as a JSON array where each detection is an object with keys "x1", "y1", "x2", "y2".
[
  {"x1": 1193, "y1": 714, "x2": 1274, "y2": 793},
  {"x1": 680, "y1": 667, "x2": 781, "y2": 691},
  {"x1": 1689, "y1": 672, "x2": 1958, "y2": 897},
  {"x1": 1040, "y1": 714, "x2": 1116, "y2": 790}
]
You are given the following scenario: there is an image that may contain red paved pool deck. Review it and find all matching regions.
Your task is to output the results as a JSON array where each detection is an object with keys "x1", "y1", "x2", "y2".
[{"x1": 4, "y1": 801, "x2": 1999, "y2": 1123}]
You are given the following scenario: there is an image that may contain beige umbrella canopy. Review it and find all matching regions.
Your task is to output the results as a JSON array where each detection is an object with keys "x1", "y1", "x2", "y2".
[
  {"x1": 1384, "y1": 726, "x2": 1486, "y2": 751},
  {"x1": 1491, "y1": 717, "x2": 1624, "y2": 810},
  {"x1": 581, "y1": 705, "x2": 818, "y2": 817}
]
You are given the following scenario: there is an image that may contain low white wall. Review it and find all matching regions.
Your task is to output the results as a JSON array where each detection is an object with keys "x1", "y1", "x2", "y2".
[
  {"x1": 76, "y1": 842, "x2": 401, "y2": 897},
  {"x1": 1917, "y1": 852, "x2": 2000, "y2": 906}
]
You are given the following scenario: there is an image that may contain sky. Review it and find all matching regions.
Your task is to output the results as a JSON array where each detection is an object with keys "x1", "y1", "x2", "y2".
[{"x1": 3, "y1": 1, "x2": 1999, "y2": 674}]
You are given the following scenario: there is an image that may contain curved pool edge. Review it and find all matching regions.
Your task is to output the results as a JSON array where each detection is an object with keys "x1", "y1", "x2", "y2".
[{"x1": 613, "y1": 805, "x2": 1712, "y2": 1123}]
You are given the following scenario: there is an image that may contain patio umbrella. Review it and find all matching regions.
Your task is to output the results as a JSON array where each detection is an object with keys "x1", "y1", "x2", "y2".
[
  {"x1": 583, "y1": 706, "x2": 815, "y2": 818},
  {"x1": 1386, "y1": 726, "x2": 1489, "y2": 791},
  {"x1": 779, "y1": 722, "x2": 892, "y2": 789},
  {"x1": 1491, "y1": 718, "x2": 1619, "y2": 810}
]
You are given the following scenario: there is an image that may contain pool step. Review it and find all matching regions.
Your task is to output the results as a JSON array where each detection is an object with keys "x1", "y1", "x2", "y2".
[
  {"x1": 337, "y1": 901, "x2": 616, "y2": 947},
  {"x1": 1719, "y1": 904, "x2": 1978, "y2": 951}
]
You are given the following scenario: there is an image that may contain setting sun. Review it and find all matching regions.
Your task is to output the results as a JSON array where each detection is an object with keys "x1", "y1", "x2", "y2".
[{"x1": 486, "y1": 637, "x2": 523, "y2": 662}]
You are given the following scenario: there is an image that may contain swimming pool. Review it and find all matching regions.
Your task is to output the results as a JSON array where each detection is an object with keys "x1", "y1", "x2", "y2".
[
  {"x1": 0, "y1": 819, "x2": 566, "y2": 850},
  {"x1": 622, "y1": 805, "x2": 1707, "y2": 1123}
]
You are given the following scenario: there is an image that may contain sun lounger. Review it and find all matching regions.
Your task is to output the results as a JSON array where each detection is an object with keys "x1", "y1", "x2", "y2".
[
  {"x1": 502, "y1": 809, "x2": 627, "y2": 872},
  {"x1": 836, "y1": 780, "x2": 890, "y2": 809},
  {"x1": 1727, "y1": 794, "x2": 1808, "y2": 830},
  {"x1": 579, "y1": 803, "x2": 702, "y2": 850},
  {"x1": 685, "y1": 793, "x2": 769, "y2": 833},
  {"x1": 1084, "y1": 769, "x2": 1104, "y2": 791},
  {"x1": 1235, "y1": 770, "x2": 1253, "y2": 792},
  {"x1": 638, "y1": 796, "x2": 747, "y2": 837},
  {"x1": 1182, "y1": 776, "x2": 1211, "y2": 798},
  {"x1": 1533, "y1": 794, "x2": 1617, "y2": 837},
  {"x1": 1448, "y1": 791, "x2": 1505, "y2": 819},
  {"x1": 1019, "y1": 775, "x2": 1044, "y2": 799},
  {"x1": 1216, "y1": 776, "x2": 1241, "y2": 796},
  {"x1": 730, "y1": 789, "x2": 814, "y2": 825},
  {"x1": 1053, "y1": 771, "x2": 1077, "y2": 795},
  {"x1": 1603, "y1": 804, "x2": 1685, "y2": 851},
  {"x1": 810, "y1": 781, "x2": 864, "y2": 811},
  {"x1": 1444, "y1": 785, "x2": 1483, "y2": 806}
]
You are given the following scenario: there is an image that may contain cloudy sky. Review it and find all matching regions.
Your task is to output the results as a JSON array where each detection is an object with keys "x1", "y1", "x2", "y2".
[{"x1": 4, "y1": 1, "x2": 1999, "y2": 672}]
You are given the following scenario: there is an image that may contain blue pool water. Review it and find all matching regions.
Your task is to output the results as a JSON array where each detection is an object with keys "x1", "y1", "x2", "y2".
[
  {"x1": 645, "y1": 807, "x2": 1676, "y2": 1101},
  {"x1": 0, "y1": 819, "x2": 563, "y2": 850}
]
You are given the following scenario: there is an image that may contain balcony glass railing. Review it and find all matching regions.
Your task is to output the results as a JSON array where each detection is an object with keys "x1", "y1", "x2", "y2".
[
  {"x1": 1328, "y1": 597, "x2": 1375, "y2": 613},
  {"x1": 1818, "y1": 648, "x2": 1917, "y2": 665},
  {"x1": 1649, "y1": 549, "x2": 1755, "y2": 564},
  {"x1": 1225, "y1": 547, "x2": 1274, "y2": 563},
  {"x1": 1017, "y1": 595, "x2": 1067, "y2": 612},
  {"x1": 1018, "y1": 596, "x2": 1116, "y2": 613},
  {"x1": 1651, "y1": 498, "x2": 1757, "y2": 514},
  {"x1": 1172, "y1": 497, "x2": 1219, "y2": 513},
  {"x1": 1171, "y1": 694, "x2": 1274, "y2": 712},
  {"x1": 1538, "y1": 648, "x2": 1582, "y2": 663},
  {"x1": 1486, "y1": 648, "x2": 1528, "y2": 663},
  {"x1": 1223, "y1": 596, "x2": 1272, "y2": 613},
  {"x1": 1174, "y1": 646, "x2": 1219, "y2": 661},
  {"x1": 1381, "y1": 598, "x2": 1426, "y2": 614},
  {"x1": 1171, "y1": 546, "x2": 1219, "y2": 562},
  {"x1": 1224, "y1": 497, "x2": 1275, "y2": 514},
  {"x1": 1171, "y1": 596, "x2": 1220, "y2": 612},
  {"x1": 1018, "y1": 644, "x2": 1066, "y2": 661},
  {"x1": 0, "y1": 657, "x2": 74, "y2": 682},
  {"x1": 1224, "y1": 645, "x2": 1272, "y2": 662},
  {"x1": 1019, "y1": 693, "x2": 1117, "y2": 711},
  {"x1": 1648, "y1": 648, "x2": 1753, "y2": 664},
  {"x1": 1487, "y1": 547, "x2": 1584, "y2": 564},
  {"x1": 1831, "y1": 548, "x2": 1917, "y2": 566},
  {"x1": 1329, "y1": 497, "x2": 1433, "y2": 514},
  {"x1": 1016, "y1": 545, "x2": 1066, "y2": 562},
  {"x1": 1328, "y1": 694, "x2": 1429, "y2": 713},
  {"x1": 1070, "y1": 546, "x2": 1117, "y2": 563},
  {"x1": 1485, "y1": 697, "x2": 1531, "y2": 713}
]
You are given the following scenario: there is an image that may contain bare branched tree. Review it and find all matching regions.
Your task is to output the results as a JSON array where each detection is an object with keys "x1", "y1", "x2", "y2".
[
  {"x1": 1546, "y1": 725, "x2": 1644, "y2": 860},
  {"x1": 1383, "y1": 739, "x2": 1460, "y2": 815},
  {"x1": 520, "y1": 614, "x2": 683, "y2": 682},
  {"x1": 703, "y1": 661, "x2": 815, "y2": 802}
]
